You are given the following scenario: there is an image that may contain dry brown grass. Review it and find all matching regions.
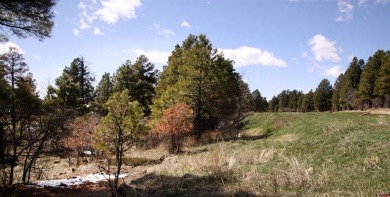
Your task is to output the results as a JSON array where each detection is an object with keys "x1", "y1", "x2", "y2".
[
  {"x1": 273, "y1": 133, "x2": 299, "y2": 142},
  {"x1": 276, "y1": 154, "x2": 313, "y2": 190}
]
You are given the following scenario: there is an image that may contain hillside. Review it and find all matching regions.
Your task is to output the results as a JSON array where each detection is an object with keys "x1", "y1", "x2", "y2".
[
  {"x1": 132, "y1": 112, "x2": 389, "y2": 196},
  {"x1": 2, "y1": 111, "x2": 389, "y2": 196}
]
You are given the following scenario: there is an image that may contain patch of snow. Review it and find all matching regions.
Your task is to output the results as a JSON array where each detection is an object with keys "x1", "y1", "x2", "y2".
[{"x1": 27, "y1": 173, "x2": 128, "y2": 188}]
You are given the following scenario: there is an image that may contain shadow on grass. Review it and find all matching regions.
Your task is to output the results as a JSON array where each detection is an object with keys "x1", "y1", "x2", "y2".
[
  {"x1": 234, "y1": 119, "x2": 250, "y2": 130},
  {"x1": 194, "y1": 129, "x2": 272, "y2": 148},
  {"x1": 181, "y1": 147, "x2": 210, "y2": 155},
  {"x1": 239, "y1": 133, "x2": 272, "y2": 141},
  {"x1": 127, "y1": 173, "x2": 255, "y2": 197},
  {"x1": 123, "y1": 157, "x2": 162, "y2": 167},
  {"x1": 0, "y1": 182, "x2": 111, "y2": 197}
]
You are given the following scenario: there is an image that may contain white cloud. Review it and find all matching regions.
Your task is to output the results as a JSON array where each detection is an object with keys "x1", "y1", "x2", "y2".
[
  {"x1": 78, "y1": 1, "x2": 87, "y2": 10},
  {"x1": 77, "y1": 1, "x2": 97, "y2": 26},
  {"x1": 95, "y1": 0, "x2": 142, "y2": 24},
  {"x1": 75, "y1": 0, "x2": 141, "y2": 35},
  {"x1": 181, "y1": 20, "x2": 191, "y2": 29},
  {"x1": 301, "y1": 51, "x2": 308, "y2": 58},
  {"x1": 309, "y1": 34, "x2": 340, "y2": 62},
  {"x1": 323, "y1": 65, "x2": 344, "y2": 77},
  {"x1": 219, "y1": 46, "x2": 288, "y2": 67},
  {"x1": 153, "y1": 23, "x2": 160, "y2": 30},
  {"x1": 376, "y1": 0, "x2": 390, "y2": 4},
  {"x1": 131, "y1": 48, "x2": 170, "y2": 65},
  {"x1": 73, "y1": 28, "x2": 81, "y2": 37},
  {"x1": 153, "y1": 23, "x2": 175, "y2": 38},
  {"x1": 79, "y1": 18, "x2": 91, "y2": 29},
  {"x1": 93, "y1": 27, "x2": 104, "y2": 36},
  {"x1": 0, "y1": 42, "x2": 24, "y2": 54},
  {"x1": 335, "y1": 0, "x2": 354, "y2": 22},
  {"x1": 307, "y1": 67, "x2": 315, "y2": 73},
  {"x1": 30, "y1": 54, "x2": 42, "y2": 60},
  {"x1": 358, "y1": 0, "x2": 368, "y2": 6},
  {"x1": 313, "y1": 62, "x2": 324, "y2": 69}
]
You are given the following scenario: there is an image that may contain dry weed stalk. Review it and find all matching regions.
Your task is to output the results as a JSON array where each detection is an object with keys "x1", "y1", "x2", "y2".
[
  {"x1": 276, "y1": 154, "x2": 313, "y2": 190},
  {"x1": 201, "y1": 144, "x2": 237, "y2": 185}
]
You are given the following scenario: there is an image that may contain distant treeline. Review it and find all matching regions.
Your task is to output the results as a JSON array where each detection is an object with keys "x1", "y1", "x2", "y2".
[{"x1": 267, "y1": 50, "x2": 390, "y2": 112}]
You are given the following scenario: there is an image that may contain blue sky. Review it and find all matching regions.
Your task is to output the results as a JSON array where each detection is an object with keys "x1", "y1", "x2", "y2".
[{"x1": 1, "y1": 0, "x2": 389, "y2": 100}]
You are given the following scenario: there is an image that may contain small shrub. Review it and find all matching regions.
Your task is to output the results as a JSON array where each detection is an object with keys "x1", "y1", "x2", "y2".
[{"x1": 155, "y1": 103, "x2": 194, "y2": 154}]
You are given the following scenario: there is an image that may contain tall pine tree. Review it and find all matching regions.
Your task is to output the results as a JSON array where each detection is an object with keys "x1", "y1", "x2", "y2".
[
  {"x1": 314, "y1": 79, "x2": 332, "y2": 112},
  {"x1": 64, "y1": 57, "x2": 95, "y2": 112},
  {"x1": 332, "y1": 73, "x2": 345, "y2": 111},
  {"x1": 0, "y1": 47, "x2": 40, "y2": 184},
  {"x1": 94, "y1": 72, "x2": 113, "y2": 114},
  {"x1": 357, "y1": 50, "x2": 386, "y2": 108},
  {"x1": 339, "y1": 57, "x2": 363, "y2": 110},
  {"x1": 152, "y1": 34, "x2": 244, "y2": 138},
  {"x1": 113, "y1": 55, "x2": 158, "y2": 116},
  {"x1": 374, "y1": 50, "x2": 390, "y2": 107}
]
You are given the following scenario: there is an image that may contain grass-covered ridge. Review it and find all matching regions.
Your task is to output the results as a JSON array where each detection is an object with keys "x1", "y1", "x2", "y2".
[
  {"x1": 238, "y1": 112, "x2": 390, "y2": 195},
  {"x1": 142, "y1": 112, "x2": 390, "y2": 196}
]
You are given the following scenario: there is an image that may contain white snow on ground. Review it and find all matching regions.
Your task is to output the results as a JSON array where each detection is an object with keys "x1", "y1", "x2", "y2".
[{"x1": 27, "y1": 173, "x2": 128, "y2": 188}]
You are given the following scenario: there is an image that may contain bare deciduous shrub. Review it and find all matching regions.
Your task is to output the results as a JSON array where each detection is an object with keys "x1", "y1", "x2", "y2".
[
  {"x1": 0, "y1": 167, "x2": 8, "y2": 186},
  {"x1": 32, "y1": 157, "x2": 50, "y2": 181}
]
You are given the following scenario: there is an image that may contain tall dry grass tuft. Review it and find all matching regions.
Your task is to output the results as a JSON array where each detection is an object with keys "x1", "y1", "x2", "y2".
[
  {"x1": 240, "y1": 153, "x2": 315, "y2": 196},
  {"x1": 276, "y1": 154, "x2": 313, "y2": 190},
  {"x1": 239, "y1": 165, "x2": 270, "y2": 196},
  {"x1": 240, "y1": 147, "x2": 274, "y2": 165},
  {"x1": 314, "y1": 163, "x2": 331, "y2": 192},
  {"x1": 323, "y1": 119, "x2": 353, "y2": 135},
  {"x1": 200, "y1": 144, "x2": 237, "y2": 185}
]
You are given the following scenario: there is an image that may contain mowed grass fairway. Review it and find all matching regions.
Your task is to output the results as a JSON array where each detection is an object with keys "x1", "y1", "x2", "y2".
[{"x1": 142, "y1": 112, "x2": 390, "y2": 196}]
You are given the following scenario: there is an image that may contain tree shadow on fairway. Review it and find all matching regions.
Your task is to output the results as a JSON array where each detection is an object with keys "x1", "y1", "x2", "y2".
[{"x1": 127, "y1": 173, "x2": 256, "y2": 197}]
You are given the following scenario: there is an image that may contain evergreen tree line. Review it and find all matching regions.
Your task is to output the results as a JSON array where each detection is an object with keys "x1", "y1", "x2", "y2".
[
  {"x1": 0, "y1": 34, "x2": 258, "y2": 185},
  {"x1": 270, "y1": 49, "x2": 390, "y2": 112}
]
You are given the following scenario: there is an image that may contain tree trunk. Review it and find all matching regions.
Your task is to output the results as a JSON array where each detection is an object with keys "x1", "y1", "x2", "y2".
[
  {"x1": 0, "y1": 123, "x2": 4, "y2": 162},
  {"x1": 115, "y1": 149, "x2": 122, "y2": 190},
  {"x1": 22, "y1": 151, "x2": 31, "y2": 183},
  {"x1": 9, "y1": 146, "x2": 17, "y2": 185}
]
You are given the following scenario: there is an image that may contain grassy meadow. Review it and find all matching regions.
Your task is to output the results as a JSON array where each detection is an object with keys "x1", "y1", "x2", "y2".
[{"x1": 129, "y1": 112, "x2": 390, "y2": 196}]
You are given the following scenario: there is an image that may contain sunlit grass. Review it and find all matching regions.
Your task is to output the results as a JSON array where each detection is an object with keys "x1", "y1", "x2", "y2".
[{"x1": 143, "y1": 112, "x2": 390, "y2": 196}]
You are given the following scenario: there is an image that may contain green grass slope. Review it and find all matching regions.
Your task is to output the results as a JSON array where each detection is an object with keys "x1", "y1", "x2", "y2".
[
  {"x1": 128, "y1": 112, "x2": 390, "y2": 196},
  {"x1": 234, "y1": 112, "x2": 390, "y2": 196}
]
